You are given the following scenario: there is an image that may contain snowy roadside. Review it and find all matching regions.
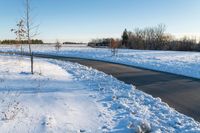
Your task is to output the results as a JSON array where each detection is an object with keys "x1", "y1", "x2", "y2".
[
  {"x1": 0, "y1": 44, "x2": 200, "y2": 79},
  {"x1": 0, "y1": 55, "x2": 199, "y2": 132}
]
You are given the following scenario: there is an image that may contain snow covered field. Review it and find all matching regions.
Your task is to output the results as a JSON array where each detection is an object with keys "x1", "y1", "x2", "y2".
[
  {"x1": 0, "y1": 44, "x2": 200, "y2": 79},
  {"x1": 0, "y1": 55, "x2": 200, "y2": 132}
]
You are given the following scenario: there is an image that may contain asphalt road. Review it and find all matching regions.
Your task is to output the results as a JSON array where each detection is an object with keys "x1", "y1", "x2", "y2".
[
  {"x1": 2, "y1": 52, "x2": 200, "y2": 122},
  {"x1": 51, "y1": 57, "x2": 200, "y2": 122}
]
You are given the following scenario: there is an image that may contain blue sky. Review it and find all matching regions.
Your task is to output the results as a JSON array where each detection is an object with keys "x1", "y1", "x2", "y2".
[{"x1": 0, "y1": 0, "x2": 200, "y2": 42}]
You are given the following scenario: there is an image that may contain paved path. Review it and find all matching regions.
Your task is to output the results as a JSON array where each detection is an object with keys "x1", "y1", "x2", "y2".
[
  {"x1": 52, "y1": 57, "x2": 200, "y2": 122},
  {"x1": 2, "y1": 52, "x2": 200, "y2": 122}
]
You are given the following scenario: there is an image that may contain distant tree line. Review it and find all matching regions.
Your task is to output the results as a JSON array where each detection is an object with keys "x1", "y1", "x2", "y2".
[
  {"x1": 88, "y1": 38, "x2": 112, "y2": 47},
  {"x1": 121, "y1": 24, "x2": 200, "y2": 51},
  {"x1": 63, "y1": 41, "x2": 86, "y2": 44},
  {"x1": 0, "y1": 39, "x2": 43, "y2": 44},
  {"x1": 89, "y1": 24, "x2": 200, "y2": 52},
  {"x1": 88, "y1": 38, "x2": 121, "y2": 47}
]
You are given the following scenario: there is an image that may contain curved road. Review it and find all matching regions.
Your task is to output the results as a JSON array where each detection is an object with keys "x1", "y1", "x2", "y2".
[
  {"x1": 32, "y1": 54, "x2": 200, "y2": 122},
  {"x1": 1, "y1": 52, "x2": 200, "y2": 122}
]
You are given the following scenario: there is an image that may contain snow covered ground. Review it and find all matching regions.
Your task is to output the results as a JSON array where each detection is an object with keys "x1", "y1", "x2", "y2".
[
  {"x1": 0, "y1": 54, "x2": 200, "y2": 133},
  {"x1": 0, "y1": 44, "x2": 200, "y2": 79}
]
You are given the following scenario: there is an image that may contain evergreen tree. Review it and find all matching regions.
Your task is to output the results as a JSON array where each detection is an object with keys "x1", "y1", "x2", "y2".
[{"x1": 122, "y1": 29, "x2": 129, "y2": 47}]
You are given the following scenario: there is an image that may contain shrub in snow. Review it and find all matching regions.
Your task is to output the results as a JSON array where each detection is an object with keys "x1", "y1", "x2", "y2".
[
  {"x1": 55, "y1": 40, "x2": 62, "y2": 51},
  {"x1": 1, "y1": 101, "x2": 22, "y2": 121}
]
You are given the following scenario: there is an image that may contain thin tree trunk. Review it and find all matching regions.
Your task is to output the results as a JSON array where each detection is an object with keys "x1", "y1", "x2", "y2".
[
  {"x1": 31, "y1": 52, "x2": 33, "y2": 74},
  {"x1": 26, "y1": 0, "x2": 33, "y2": 74}
]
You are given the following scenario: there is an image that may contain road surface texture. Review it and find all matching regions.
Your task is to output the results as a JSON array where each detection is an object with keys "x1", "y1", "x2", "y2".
[{"x1": 2, "y1": 52, "x2": 200, "y2": 122}]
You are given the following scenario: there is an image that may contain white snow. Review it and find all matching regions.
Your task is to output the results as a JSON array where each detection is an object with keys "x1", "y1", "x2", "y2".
[
  {"x1": 0, "y1": 55, "x2": 102, "y2": 132},
  {"x1": 0, "y1": 54, "x2": 199, "y2": 132},
  {"x1": 0, "y1": 44, "x2": 200, "y2": 79}
]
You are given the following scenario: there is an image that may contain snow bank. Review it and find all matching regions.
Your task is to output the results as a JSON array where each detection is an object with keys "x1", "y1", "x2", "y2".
[
  {"x1": 0, "y1": 54, "x2": 199, "y2": 132},
  {"x1": 0, "y1": 44, "x2": 200, "y2": 79},
  {"x1": 54, "y1": 60, "x2": 200, "y2": 132}
]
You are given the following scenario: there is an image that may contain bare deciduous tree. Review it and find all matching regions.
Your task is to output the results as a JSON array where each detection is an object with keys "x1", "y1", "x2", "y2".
[
  {"x1": 24, "y1": 0, "x2": 39, "y2": 74},
  {"x1": 55, "y1": 40, "x2": 62, "y2": 51},
  {"x1": 11, "y1": 19, "x2": 26, "y2": 54},
  {"x1": 110, "y1": 38, "x2": 119, "y2": 56}
]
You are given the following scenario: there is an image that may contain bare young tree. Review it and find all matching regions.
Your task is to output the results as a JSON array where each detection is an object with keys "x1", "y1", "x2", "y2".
[
  {"x1": 11, "y1": 19, "x2": 26, "y2": 54},
  {"x1": 55, "y1": 40, "x2": 62, "y2": 51},
  {"x1": 110, "y1": 38, "x2": 118, "y2": 56},
  {"x1": 24, "y1": 0, "x2": 39, "y2": 74}
]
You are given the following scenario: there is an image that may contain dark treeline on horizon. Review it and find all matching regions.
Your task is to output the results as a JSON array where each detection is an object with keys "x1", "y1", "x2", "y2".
[
  {"x1": 89, "y1": 24, "x2": 200, "y2": 52},
  {"x1": 0, "y1": 39, "x2": 44, "y2": 44},
  {"x1": 63, "y1": 42, "x2": 86, "y2": 44},
  {"x1": 0, "y1": 40, "x2": 88, "y2": 45}
]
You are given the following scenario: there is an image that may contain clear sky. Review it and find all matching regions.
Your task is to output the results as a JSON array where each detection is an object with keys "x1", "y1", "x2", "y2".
[{"x1": 0, "y1": 0, "x2": 200, "y2": 42}]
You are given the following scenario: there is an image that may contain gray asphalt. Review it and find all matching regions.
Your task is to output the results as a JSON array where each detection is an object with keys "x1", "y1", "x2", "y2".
[
  {"x1": 2, "y1": 52, "x2": 200, "y2": 122},
  {"x1": 49, "y1": 57, "x2": 200, "y2": 122}
]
